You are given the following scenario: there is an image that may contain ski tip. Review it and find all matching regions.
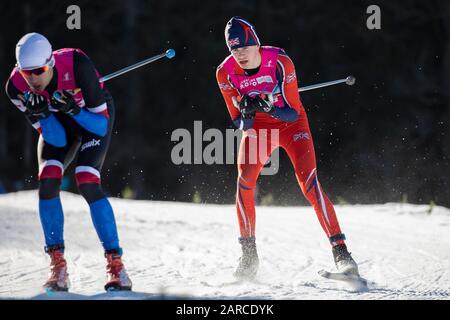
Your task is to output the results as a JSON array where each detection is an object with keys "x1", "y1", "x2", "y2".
[
  {"x1": 317, "y1": 269, "x2": 328, "y2": 276},
  {"x1": 165, "y1": 49, "x2": 176, "y2": 59},
  {"x1": 318, "y1": 269, "x2": 369, "y2": 290}
]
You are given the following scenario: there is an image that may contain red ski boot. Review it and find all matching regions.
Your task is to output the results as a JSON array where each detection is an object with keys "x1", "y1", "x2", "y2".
[
  {"x1": 43, "y1": 248, "x2": 69, "y2": 292},
  {"x1": 104, "y1": 250, "x2": 132, "y2": 291}
]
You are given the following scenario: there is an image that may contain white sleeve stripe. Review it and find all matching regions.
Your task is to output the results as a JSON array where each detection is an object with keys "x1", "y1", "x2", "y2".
[
  {"x1": 32, "y1": 122, "x2": 41, "y2": 130},
  {"x1": 277, "y1": 60, "x2": 294, "y2": 109},
  {"x1": 277, "y1": 60, "x2": 287, "y2": 99},
  {"x1": 11, "y1": 99, "x2": 26, "y2": 112},
  {"x1": 227, "y1": 75, "x2": 240, "y2": 92},
  {"x1": 87, "y1": 103, "x2": 107, "y2": 113}
]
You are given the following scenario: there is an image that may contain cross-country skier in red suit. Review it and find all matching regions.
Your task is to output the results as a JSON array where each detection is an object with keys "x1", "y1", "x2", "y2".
[
  {"x1": 216, "y1": 17, "x2": 360, "y2": 280},
  {"x1": 5, "y1": 33, "x2": 132, "y2": 292}
]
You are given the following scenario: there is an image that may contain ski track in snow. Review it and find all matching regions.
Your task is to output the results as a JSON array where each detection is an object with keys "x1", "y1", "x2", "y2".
[{"x1": 0, "y1": 190, "x2": 449, "y2": 300}]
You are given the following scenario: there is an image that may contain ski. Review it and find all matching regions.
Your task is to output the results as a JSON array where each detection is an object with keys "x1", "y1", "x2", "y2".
[
  {"x1": 201, "y1": 277, "x2": 268, "y2": 288},
  {"x1": 105, "y1": 286, "x2": 132, "y2": 292},
  {"x1": 318, "y1": 269, "x2": 368, "y2": 289},
  {"x1": 201, "y1": 280, "x2": 244, "y2": 288},
  {"x1": 44, "y1": 283, "x2": 69, "y2": 293}
]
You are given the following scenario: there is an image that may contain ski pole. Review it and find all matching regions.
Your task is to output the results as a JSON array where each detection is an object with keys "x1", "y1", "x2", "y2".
[
  {"x1": 99, "y1": 49, "x2": 176, "y2": 82},
  {"x1": 270, "y1": 76, "x2": 356, "y2": 101},
  {"x1": 298, "y1": 75, "x2": 356, "y2": 92}
]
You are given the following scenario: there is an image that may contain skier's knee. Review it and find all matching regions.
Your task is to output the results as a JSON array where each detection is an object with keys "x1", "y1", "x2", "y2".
[
  {"x1": 39, "y1": 178, "x2": 61, "y2": 200},
  {"x1": 78, "y1": 183, "x2": 105, "y2": 204},
  {"x1": 237, "y1": 174, "x2": 256, "y2": 189}
]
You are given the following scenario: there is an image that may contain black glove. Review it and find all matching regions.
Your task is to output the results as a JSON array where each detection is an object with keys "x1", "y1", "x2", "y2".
[
  {"x1": 24, "y1": 92, "x2": 50, "y2": 119},
  {"x1": 51, "y1": 90, "x2": 81, "y2": 116},
  {"x1": 251, "y1": 95, "x2": 275, "y2": 114},
  {"x1": 238, "y1": 94, "x2": 256, "y2": 119}
]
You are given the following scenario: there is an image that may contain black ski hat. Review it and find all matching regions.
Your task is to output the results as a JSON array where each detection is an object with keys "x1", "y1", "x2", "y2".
[{"x1": 224, "y1": 17, "x2": 260, "y2": 51}]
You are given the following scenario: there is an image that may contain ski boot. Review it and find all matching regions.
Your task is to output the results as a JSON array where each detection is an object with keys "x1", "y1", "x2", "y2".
[
  {"x1": 332, "y1": 243, "x2": 359, "y2": 275},
  {"x1": 43, "y1": 245, "x2": 70, "y2": 292},
  {"x1": 104, "y1": 249, "x2": 132, "y2": 291},
  {"x1": 234, "y1": 237, "x2": 259, "y2": 280}
]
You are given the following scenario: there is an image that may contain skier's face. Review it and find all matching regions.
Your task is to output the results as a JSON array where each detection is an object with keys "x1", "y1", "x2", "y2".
[
  {"x1": 20, "y1": 66, "x2": 53, "y2": 92},
  {"x1": 231, "y1": 45, "x2": 261, "y2": 69}
]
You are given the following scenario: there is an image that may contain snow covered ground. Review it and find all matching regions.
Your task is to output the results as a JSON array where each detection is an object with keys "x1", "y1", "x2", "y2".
[{"x1": 0, "y1": 190, "x2": 449, "y2": 300}]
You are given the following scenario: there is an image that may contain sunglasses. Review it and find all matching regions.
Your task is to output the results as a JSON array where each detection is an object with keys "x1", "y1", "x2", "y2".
[{"x1": 19, "y1": 65, "x2": 50, "y2": 77}]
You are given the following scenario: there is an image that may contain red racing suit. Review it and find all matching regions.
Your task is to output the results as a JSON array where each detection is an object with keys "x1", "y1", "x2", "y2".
[{"x1": 216, "y1": 46, "x2": 346, "y2": 246}]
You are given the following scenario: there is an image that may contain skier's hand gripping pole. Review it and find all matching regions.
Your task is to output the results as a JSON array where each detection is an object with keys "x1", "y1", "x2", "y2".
[
  {"x1": 99, "y1": 49, "x2": 176, "y2": 83},
  {"x1": 232, "y1": 76, "x2": 356, "y2": 110}
]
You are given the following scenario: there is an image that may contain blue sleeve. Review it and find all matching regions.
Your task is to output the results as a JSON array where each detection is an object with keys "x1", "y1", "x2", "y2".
[
  {"x1": 71, "y1": 108, "x2": 108, "y2": 137},
  {"x1": 271, "y1": 107, "x2": 298, "y2": 122},
  {"x1": 233, "y1": 116, "x2": 254, "y2": 131},
  {"x1": 39, "y1": 114, "x2": 67, "y2": 148}
]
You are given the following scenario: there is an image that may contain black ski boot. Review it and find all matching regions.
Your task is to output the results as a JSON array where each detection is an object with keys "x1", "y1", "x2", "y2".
[
  {"x1": 332, "y1": 244, "x2": 359, "y2": 275},
  {"x1": 234, "y1": 237, "x2": 259, "y2": 280}
]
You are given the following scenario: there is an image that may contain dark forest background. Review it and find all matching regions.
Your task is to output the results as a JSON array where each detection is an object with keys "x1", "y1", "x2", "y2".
[{"x1": 0, "y1": 0, "x2": 448, "y2": 207}]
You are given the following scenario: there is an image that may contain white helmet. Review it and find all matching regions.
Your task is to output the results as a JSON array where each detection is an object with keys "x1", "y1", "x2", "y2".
[{"x1": 15, "y1": 32, "x2": 55, "y2": 70}]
